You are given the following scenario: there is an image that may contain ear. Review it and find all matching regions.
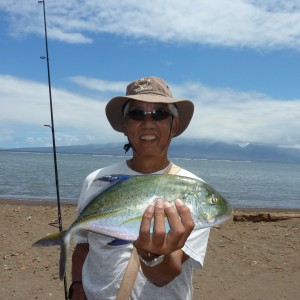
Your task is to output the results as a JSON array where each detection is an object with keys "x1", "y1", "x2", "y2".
[{"x1": 171, "y1": 117, "x2": 179, "y2": 137}]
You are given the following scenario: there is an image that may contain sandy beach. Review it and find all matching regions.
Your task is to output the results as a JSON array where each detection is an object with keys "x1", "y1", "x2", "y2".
[{"x1": 1, "y1": 199, "x2": 299, "y2": 300}]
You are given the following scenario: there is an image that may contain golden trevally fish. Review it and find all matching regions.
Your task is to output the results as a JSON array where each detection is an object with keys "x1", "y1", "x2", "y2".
[{"x1": 33, "y1": 174, "x2": 232, "y2": 279}]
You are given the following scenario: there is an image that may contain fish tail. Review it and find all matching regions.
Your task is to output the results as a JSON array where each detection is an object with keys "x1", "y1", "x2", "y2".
[
  {"x1": 33, "y1": 231, "x2": 64, "y2": 247},
  {"x1": 33, "y1": 230, "x2": 70, "y2": 280},
  {"x1": 59, "y1": 232, "x2": 70, "y2": 280}
]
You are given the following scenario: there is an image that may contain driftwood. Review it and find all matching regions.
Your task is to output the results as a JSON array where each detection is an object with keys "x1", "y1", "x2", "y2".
[{"x1": 233, "y1": 212, "x2": 300, "y2": 222}]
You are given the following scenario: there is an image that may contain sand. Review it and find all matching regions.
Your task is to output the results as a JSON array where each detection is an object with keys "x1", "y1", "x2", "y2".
[{"x1": 1, "y1": 199, "x2": 299, "y2": 300}]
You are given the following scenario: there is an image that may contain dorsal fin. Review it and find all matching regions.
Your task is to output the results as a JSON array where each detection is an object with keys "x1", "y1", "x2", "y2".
[
  {"x1": 94, "y1": 174, "x2": 134, "y2": 194},
  {"x1": 98, "y1": 174, "x2": 132, "y2": 183}
]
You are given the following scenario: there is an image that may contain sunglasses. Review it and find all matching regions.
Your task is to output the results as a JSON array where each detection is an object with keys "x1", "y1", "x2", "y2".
[{"x1": 126, "y1": 109, "x2": 173, "y2": 121}]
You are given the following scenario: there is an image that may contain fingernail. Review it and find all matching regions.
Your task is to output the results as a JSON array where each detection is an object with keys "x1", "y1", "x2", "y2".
[
  {"x1": 176, "y1": 199, "x2": 184, "y2": 206},
  {"x1": 147, "y1": 204, "x2": 154, "y2": 213},
  {"x1": 155, "y1": 198, "x2": 163, "y2": 208},
  {"x1": 164, "y1": 201, "x2": 171, "y2": 208}
]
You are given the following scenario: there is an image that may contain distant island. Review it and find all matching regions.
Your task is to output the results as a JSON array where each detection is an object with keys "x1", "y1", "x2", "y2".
[{"x1": 1, "y1": 139, "x2": 300, "y2": 163}]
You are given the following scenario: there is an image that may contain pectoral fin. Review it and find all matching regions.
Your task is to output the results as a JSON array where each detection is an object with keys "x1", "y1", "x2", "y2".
[{"x1": 107, "y1": 239, "x2": 132, "y2": 246}]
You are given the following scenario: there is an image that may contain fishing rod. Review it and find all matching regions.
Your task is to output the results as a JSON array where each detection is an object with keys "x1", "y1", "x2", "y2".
[{"x1": 38, "y1": 1, "x2": 68, "y2": 299}]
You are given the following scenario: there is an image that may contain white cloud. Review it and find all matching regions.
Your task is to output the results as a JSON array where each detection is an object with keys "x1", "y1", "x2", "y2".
[
  {"x1": 1, "y1": 74, "x2": 300, "y2": 148},
  {"x1": 173, "y1": 82, "x2": 300, "y2": 146},
  {"x1": 0, "y1": 75, "x2": 121, "y2": 148},
  {"x1": 69, "y1": 76, "x2": 128, "y2": 93},
  {"x1": 1, "y1": 0, "x2": 300, "y2": 49}
]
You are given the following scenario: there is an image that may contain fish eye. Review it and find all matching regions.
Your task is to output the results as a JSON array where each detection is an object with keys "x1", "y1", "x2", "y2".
[{"x1": 209, "y1": 195, "x2": 218, "y2": 205}]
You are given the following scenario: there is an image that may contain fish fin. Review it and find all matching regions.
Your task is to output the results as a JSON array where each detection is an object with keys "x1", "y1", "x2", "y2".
[
  {"x1": 94, "y1": 175, "x2": 134, "y2": 195},
  {"x1": 33, "y1": 231, "x2": 69, "y2": 280},
  {"x1": 32, "y1": 231, "x2": 63, "y2": 247},
  {"x1": 97, "y1": 174, "x2": 132, "y2": 183},
  {"x1": 107, "y1": 239, "x2": 132, "y2": 246},
  {"x1": 59, "y1": 232, "x2": 70, "y2": 280}
]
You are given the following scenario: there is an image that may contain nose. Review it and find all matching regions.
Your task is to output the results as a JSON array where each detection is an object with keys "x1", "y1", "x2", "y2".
[
  {"x1": 135, "y1": 111, "x2": 154, "y2": 123},
  {"x1": 143, "y1": 112, "x2": 154, "y2": 120},
  {"x1": 141, "y1": 113, "x2": 156, "y2": 129}
]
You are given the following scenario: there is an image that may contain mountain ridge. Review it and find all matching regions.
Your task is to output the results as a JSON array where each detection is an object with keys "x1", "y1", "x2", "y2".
[{"x1": 1, "y1": 139, "x2": 300, "y2": 163}]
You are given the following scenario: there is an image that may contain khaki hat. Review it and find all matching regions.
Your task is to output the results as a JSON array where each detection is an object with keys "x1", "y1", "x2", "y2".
[{"x1": 105, "y1": 76, "x2": 194, "y2": 137}]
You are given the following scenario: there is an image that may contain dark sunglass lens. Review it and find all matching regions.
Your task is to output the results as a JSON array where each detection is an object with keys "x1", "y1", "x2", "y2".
[
  {"x1": 127, "y1": 110, "x2": 145, "y2": 120},
  {"x1": 152, "y1": 109, "x2": 170, "y2": 120},
  {"x1": 127, "y1": 109, "x2": 171, "y2": 121}
]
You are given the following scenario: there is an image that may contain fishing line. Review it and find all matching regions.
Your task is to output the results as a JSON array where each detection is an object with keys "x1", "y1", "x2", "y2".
[{"x1": 38, "y1": 1, "x2": 68, "y2": 299}]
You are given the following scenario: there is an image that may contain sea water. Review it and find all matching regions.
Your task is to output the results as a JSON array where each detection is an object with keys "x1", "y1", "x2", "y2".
[{"x1": 0, "y1": 151, "x2": 299, "y2": 209}]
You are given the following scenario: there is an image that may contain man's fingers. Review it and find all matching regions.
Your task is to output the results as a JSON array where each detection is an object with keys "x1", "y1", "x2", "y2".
[
  {"x1": 163, "y1": 201, "x2": 186, "y2": 248},
  {"x1": 164, "y1": 199, "x2": 194, "y2": 248},
  {"x1": 136, "y1": 199, "x2": 195, "y2": 255},
  {"x1": 138, "y1": 204, "x2": 154, "y2": 242},
  {"x1": 152, "y1": 199, "x2": 167, "y2": 247},
  {"x1": 175, "y1": 199, "x2": 195, "y2": 233}
]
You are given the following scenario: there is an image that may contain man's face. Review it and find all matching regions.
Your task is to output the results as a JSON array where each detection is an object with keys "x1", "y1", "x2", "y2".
[{"x1": 123, "y1": 100, "x2": 179, "y2": 158}]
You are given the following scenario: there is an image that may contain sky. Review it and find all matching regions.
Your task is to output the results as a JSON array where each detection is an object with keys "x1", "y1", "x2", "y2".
[{"x1": 0, "y1": 0, "x2": 300, "y2": 149}]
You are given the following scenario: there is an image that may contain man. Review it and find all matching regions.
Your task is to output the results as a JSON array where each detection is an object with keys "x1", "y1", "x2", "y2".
[{"x1": 70, "y1": 76, "x2": 210, "y2": 299}]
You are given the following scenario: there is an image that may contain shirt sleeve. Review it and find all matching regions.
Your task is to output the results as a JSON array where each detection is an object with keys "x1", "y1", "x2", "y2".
[{"x1": 182, "y1": 227, "x2": 210, "y2": 268}]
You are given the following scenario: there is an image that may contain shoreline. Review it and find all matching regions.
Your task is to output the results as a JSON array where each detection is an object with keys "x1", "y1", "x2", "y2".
[{"x1": 0, "y1": 198, "x2": 77, "y2": 207}]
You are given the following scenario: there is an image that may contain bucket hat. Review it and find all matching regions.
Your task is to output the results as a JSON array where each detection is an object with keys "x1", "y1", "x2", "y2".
[{"x1": 105, "y1": 76, "x2": 194, "y2": 137}]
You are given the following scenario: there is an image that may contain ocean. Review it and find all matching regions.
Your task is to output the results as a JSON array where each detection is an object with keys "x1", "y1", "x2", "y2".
[{"x1": 0, "y1": 151, "x2": 299, "y2": 209}]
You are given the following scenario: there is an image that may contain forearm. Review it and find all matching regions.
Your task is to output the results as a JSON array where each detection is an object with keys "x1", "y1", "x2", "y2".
[{"x1": 70, "y1": 243, "x2": 89, "y2": 300}]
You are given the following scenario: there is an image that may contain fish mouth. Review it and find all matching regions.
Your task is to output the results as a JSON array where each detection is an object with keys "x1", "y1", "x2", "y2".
[
  {"x1": 206, "y1": 210, "x2": 233, "y2": 226},
  {"x1": 206, "y1": 217, "x2": 216, "y2": 224}
]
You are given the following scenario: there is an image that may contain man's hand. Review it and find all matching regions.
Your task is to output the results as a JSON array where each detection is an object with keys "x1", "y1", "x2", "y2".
[
  {"x1": 134, "y1": 198, "x2": 195, "y2": 256},
  {"x1": 133, "y1": 198, "x2": 195, "y2": 286}
]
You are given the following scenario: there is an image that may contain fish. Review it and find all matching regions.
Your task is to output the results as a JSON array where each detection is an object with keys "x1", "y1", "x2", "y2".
[{"x1": 33, "y1": 174, "x2": 232, "y2": 279}]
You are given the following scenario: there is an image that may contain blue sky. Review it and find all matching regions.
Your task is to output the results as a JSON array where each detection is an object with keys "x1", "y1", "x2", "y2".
[{"x1": 1, "y1": 0, "x2": 300, "y2": 149}]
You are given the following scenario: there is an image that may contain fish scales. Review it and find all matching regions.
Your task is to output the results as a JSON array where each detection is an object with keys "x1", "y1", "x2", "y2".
[{"x1": 82, "y1": 175, "x2": 198, "y2": 215}]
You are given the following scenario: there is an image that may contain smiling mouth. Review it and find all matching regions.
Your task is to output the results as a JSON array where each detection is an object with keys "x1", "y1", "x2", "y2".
[{"x1": 140, "y1": 135, "x2": 157, "y2": 141}]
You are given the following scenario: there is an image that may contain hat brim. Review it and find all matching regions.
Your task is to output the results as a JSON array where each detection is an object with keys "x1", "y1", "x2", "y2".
[{"x1": 105, "y1": 94, "x2": 194, "y2": 137}]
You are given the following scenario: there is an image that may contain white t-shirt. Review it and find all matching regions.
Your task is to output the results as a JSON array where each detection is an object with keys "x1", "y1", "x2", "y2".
[{"x1": 75, "y1": 161, "x2": 210, "y2": 300}]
